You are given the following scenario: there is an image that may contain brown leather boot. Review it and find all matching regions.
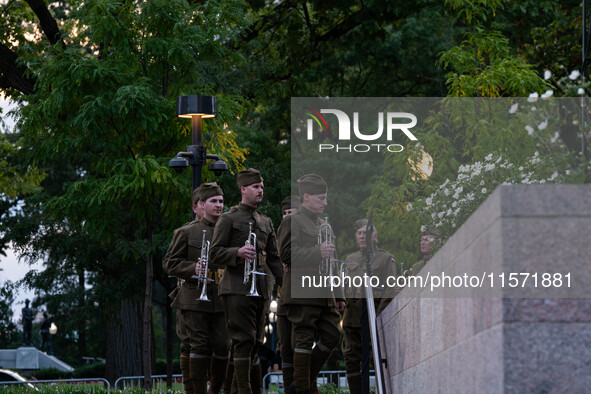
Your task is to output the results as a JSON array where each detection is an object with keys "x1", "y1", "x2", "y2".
[
  {"x1": 293, "y1": 352, "x2": 312, "y2": 392},
  {"x1": 282, "y1": 366, "x2": 294, "y2": 391},
  {"x1": 309, "y1": 347, "x2": 331, "y2": 386},
  {"x1": 181, "y1": 354, "x2": 194, "y2": 394},
  {"x1": 222, "y1": 360, "x2": 234, "y2": 394},
  {"x1": 250, "y1": 359, "x2": 262, "y2": 394},
  {"x1": 209, "y1": 355, "x2": 229, "y2": 394},
  {"x1": 233, "y1": 358, "x2": 252, "y2": 394},
  {"x1": 346, "y1": 372, "x2": 362, "y2": 394},
  {"x1": 190, "y1": 356, "x2": 211, "y2": 394}
]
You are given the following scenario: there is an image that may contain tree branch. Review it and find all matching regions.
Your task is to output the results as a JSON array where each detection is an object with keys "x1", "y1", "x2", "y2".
[
  {"x1": 0, "y1": 43, "x2": 36, "y2": 95},
  {"x1": 24, "y1": 0, "x2": 62, "y2": 45}
]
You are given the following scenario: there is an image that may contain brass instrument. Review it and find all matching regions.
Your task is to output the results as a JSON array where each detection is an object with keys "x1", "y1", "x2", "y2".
[
  {"x1": 194, "y1": 230, "x2": 213, "y2": 302},
  {"x1": 318, "y1": 216, "x2": 333, "y2": 276},
  {"x1": 243, "y1": 222, "x2": 267, "y2": 297}
]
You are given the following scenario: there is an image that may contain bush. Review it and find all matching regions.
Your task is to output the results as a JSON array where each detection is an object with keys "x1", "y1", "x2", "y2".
[
  {"x1": 33, "y1": 367, "x2": 73, "y2": 380},
  {"x1": 71, "y1": 362, "x2": 106, "y2": 378},
  {"x1": 155, "y1": 358, "x2": 180, "y2": 375}
]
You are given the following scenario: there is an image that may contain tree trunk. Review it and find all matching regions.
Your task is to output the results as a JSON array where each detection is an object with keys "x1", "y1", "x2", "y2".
[
  {"x1": 142, "y1": 230, "x2": 154, "y2": 389},
  {"x1": 105, "y1": 296, "x2": 142, "y2": 385},
  {"x1": 77, "y1": 269, "x2": 86, "y2": 359}
]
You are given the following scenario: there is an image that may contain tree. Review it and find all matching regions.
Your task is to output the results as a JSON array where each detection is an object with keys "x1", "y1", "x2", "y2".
[{"x1": 2, "y1": 0, "x2": 249, "y2": 386}]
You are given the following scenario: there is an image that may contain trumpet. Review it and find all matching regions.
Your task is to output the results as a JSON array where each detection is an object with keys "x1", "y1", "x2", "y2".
[
  {"x1": 243, "y1": 222, "x2": 267, "y2": 297},
  {"x1": 318, "y1": 216, "x2": 333, "y2": 275},
  {"x1": 195, "y1": 230, "x2": 213, "y2": 302}
]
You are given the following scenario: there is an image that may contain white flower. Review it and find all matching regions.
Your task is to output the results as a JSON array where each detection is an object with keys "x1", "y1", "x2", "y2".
[
  {"x1": 431, "y1": 212, "x2": 436, "y2": 219},
  {"x1": 509, "y1": 103, "x2": 519, "y2": 114},
  {"x1": 544, "y1": 70, "x2": 552, "y2": 80},
  {"x1": 471, "y1": 169, "x2": 481, "y2": 177},
  {"x1": 549, "y1": 171, "x2": 558, "y2": 181},
  {"x1": 453, "y1": 192, "x2": 460, "y2": 199},
  {"x1": 480, "y1": 180, "x2": 485, "y2": 186},
  {"x1": 578, "y1": 88, "x2": 585, "y2": 96},
  {"x1": 525, "y1": 125, "x2": 534, "y2": 135},
  {"x1": 420, "y1": 225, "x2": 426, "y2": 233},
  {"x1": 444, "y1": 188, "x2": 450, "y2": 196},
  {"x1": 481, "y1": 188, "x2": 487, "y2": 194},
  {"x1": 438, "y1": 211, "x2": 445, "y2": 219},
  {"x1": 455, "y1": 186, "x2": 463, "y2": 193},
  {"x1": 435, "y1": 221, "x2": 442, "y2": 228},
  {"x1": 446, "y1": 208, "x2": 452, "y2": 216},
  {"x1": 518, "y1": 166, "x2": 524, "y2": 171},
  {"x1": 406, "y1": 203, "x2": 412, "y2": 211},
  {"x1": 454, "y1": 208, "x2": 460, "y2": 216},
  {"x1": 539, "y1": 179, "x2": 546, "y2": 184},
  {"x1": 426, "y1": 197, "x2": 432, "y2": 206},
  {"x1": 485, "y1": 163, "x2": 495, "y2": 171},
  {"x1": 467, "y1": 193, "x2": 475, "y2": 201},
  {"x1": 538, "y1": 120, "x2": 548, "y2": 130},
  {"x1": 541, "y1": 90, "x2": 553, "y2": 99},
  {"x1": 485, "y1": 153, "x2": 493, "y2": 161},
  {"x1": 452, "y1": 201, "x2": 457, "y2": 208},
  {"x1": 569, "y1": 70, "x2": 580, "y2": 80},
  {"x1": 550, "y1": 131, "x2": 560, "y2": 144},
  {"x1": 527, "y1": 92, "x2": 539, "y2": 102}
]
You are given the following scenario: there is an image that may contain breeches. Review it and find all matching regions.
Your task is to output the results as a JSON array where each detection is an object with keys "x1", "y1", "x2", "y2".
[
  {"x1": 221, "y1": 295, "x2": 267, "y2": 360},
  {"x1": 288, "y1": 304, "x2": 342, "y2": 353},
  {"x1": 276, "y1": 313, "x2": 293, "y2": 365},
  {"x1": 342, "y1": 325, "x2": 362, "y2": 373},
  {"x1": 181, "y1": 309, "x2": 231, "y2": 357}
]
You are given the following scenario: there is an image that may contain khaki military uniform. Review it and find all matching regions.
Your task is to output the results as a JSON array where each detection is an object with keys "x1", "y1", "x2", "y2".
[
  {"x1": 341, "y1": 249, "x2": 395, "y2": 394},
  {"x1": 277, "y1": 206, "x2": 345, "y2": 392},
  {"x1": 276, "y1": 219, "x2": 294, "y2": 389},
  {"x1": 163, "y1": 217, "x2": 230, "y2": 394},
  {"x1": 210, "y1": 203, "x2": 283, "y2": 394}
]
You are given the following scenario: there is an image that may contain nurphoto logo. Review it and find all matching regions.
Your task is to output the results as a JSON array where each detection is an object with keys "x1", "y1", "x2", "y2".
[{"x1": 304, "y1": 107, "x2": 418, "y2": 153}]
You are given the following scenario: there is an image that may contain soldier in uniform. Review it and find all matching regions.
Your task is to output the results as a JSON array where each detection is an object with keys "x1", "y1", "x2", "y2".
[
  {"x1": 341, "y1": 219, "x2": 396, "y2": 394},
  {"x1": 277, "y1": 174, "x2": 345, "y2": 394},
  {"x1": 281, "y1": 195, "x2": 300, "y2": 218},
  {"x1": 167, "y1": 187, "x2": 205, "y2": 393},
  {"x1": 276, "y1": 195, "x2": 300, "y2": 390},
  {"x1": 163, "y1": 183, "x2": 230, "y2": 394},
  {"x1": 410, "y1": 228, "x2": 440, "y2": 275},
  {"x1": 209, "y1": 168, "x2": 283, "y2": 394}
]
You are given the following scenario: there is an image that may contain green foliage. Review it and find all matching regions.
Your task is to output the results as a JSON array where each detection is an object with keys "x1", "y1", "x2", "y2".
[
  {"x1": 439, "y1": 30, "x2": 552, "y2": 96},
  {"x1": 0, "y1": 281, "x2": 19, "y2": 348},
  {"x1": 0, "y1": 134, "x2": 45, "y2": 199}
]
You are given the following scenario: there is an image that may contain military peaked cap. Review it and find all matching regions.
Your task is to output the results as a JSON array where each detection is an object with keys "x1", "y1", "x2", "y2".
[
  {"x1": 199, "y1": 182, "x2": 223, "y2": 202},
  {"x1": 297, "y1": 174, "x2": 327, "y2": 195},
  {"x1": 237, "y1": 168, "x2": 263, "y2": 187},
  {"x1": 281, "y1": 195, "x2": 301, "y2": 212}
]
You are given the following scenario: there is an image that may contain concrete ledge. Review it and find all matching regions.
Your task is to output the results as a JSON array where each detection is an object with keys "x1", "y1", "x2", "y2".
[{"x1": 378, "y1": 185, "x2": 591, "y2": 393}]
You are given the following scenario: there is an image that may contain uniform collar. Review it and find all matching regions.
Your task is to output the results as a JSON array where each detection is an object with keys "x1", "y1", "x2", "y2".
[
  {"x1": 238, "y1": 203, "x2": 257, "y2": 213},
  {"x1": 299, "y1": 206, "x2": 318, "y2": 220},
  {"x1": 199, "y1": 217, "x2": 216, "y2": 227}
]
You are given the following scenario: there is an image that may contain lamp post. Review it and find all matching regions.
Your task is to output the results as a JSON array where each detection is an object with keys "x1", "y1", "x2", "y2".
[{"x1": 169, "y1": 95, "x2": 229, "y2": 202}]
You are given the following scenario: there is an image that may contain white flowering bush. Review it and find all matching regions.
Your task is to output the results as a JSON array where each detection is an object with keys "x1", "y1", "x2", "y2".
[{"x1": 412, "y1": 152, "x2": 566, "y2": 242}]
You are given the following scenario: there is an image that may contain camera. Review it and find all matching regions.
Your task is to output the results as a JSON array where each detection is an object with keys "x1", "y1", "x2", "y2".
[
  {"x1": 208, "y1": 160, "x2": 229, "y2": 177},
  {"x1": 169, "y1": 157, "x2": 189, "y2": 173}
]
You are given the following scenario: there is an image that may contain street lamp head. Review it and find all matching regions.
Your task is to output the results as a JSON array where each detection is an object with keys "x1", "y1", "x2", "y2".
[
  {"x1": 169, "y1": 156, "x2": 190, "y2": 173},
  {"x1": 208, "y1": 159, "x2": 229, "y2": 176},
  {"x1": 177, "y1": 95, "x2": 217, "y2": 118}
]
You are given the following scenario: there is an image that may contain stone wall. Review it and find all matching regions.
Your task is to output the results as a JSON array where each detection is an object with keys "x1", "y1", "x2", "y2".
[{"x1": 376, "y1": 185, "x2": 591, "y2": 393}]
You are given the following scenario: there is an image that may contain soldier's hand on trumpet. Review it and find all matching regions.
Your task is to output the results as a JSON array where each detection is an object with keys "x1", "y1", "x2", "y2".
[
  {"x1": 238, "y1": 244, "x2": 256, "y2": 262},
  {"x1": 319, "y1": 242, "x2": 336, "y2": 259},
  {"x1": 195, "y1": 258, "x2": 207, "y2": 278}
]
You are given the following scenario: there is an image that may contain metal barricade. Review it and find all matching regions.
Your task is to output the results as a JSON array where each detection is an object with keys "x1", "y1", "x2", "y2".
[
  {"x1": 0, "y1": 377, "x2": 111, "y2": 391},
  {"x1": 114, "y1": 374, "x2": 183, "y2": 391},
  {"x1": 263, "y1": 370, "x2": 375, "y2": 392}
]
